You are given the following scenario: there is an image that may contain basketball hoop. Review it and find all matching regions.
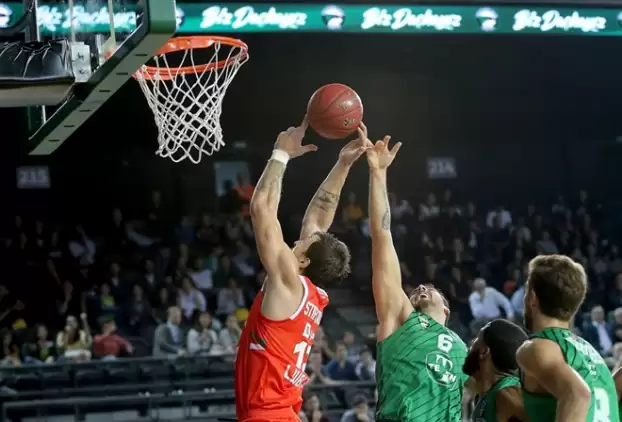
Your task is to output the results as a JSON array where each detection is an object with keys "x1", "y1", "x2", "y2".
[{"x1": 133, "y1": 36, "x2": 248, "y2": 163}]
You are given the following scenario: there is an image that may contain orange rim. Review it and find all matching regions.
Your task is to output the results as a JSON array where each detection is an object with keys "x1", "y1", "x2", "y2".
[{"x1": 134, "y1": 36, "x2": 248, "y2": 81}]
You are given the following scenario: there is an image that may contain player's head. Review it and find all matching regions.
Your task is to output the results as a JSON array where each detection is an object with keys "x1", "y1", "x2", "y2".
[
  {"x1": 409, "y1": 284, "x2": 450, "y2": 323},
  {"x1": 293, "y1": 231, "x2": 351, "y2": 285},
  {"x1": 524, "y1": 254, "x2": 587, "y2": 331},
  {"x1": 462, "y1": 319, "x2": 527, "y2": 379}
]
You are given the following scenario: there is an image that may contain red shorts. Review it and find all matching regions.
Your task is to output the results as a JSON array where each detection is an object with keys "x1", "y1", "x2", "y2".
[{"x1": 240, "y1": 418, "x2": 299, "y2": 422}]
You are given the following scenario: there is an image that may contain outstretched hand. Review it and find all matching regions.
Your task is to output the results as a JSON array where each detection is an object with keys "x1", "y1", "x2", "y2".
[
  {"x1": 338, "y1": 122, "x2": 374, "y2": 166},
  {"x1": 365, "y1": 134, "x2": 402, "y2": 170},
  {"x1": 274, "y1": 116, "x2": 318, "y2": 159}
]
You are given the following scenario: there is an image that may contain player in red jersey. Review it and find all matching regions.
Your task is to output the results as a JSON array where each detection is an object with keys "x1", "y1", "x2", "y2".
[{"x1": 235, "y1": 117, "x2": 371, "y2": 422}]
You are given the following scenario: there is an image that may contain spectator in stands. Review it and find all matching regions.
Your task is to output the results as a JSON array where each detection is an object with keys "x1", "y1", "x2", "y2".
[
  {"x1": 611, "y1": 308, "x2": 622, "y2": 344},
  {"x1": 186, "y1": 311, "x2": 218, "y2": 356},
  {"x1": 468, "y1": 278, "x2": 514, "y2": 335},
  {"x1": 226, "y1": 212, "x2": 253, "y2": 243},
  {"x1": 340, "y1": 393, "x2": 374, "y2": 422},
  {"x1": 313, "y1": 326, "x2": 335, "y2": 361},
  {"x1": 234, "y1": 172, "x2": 254, "y2": 216},
  {"x1": 447, "y1": 266, "x2": 471, "y2": 333},
  {"x1": 96, "y1": 283, "x2": 117, "y2": 321},
  {"x1": 511, "y1": 284, "x2": 525, "y2": 320},
  {"x1": 355, "y1": 346, "x2": 376, "y2": 381},
  {"x1": 107, "y1": 262, "x2": 129, "y2": 303},
  {"x1": 153, "y1": 306, "x2": 184, "y2": 357},
  {"x1": 190, "y1": 257, "x2": 213, "y2": 290},
  {"x1": 536, "y1": 231, "x2": 558, "y2": 255},
  {"x1": 326, "y1": 342, "x2": 358, "y2": 381},
  {"x1": 233, "y1": 240, "x2": 258, "y2": 278},
  {"x1": 57, "y1": 281, "x2": 81, "y2": 321},
  {"x1": 56, "y1": 314, "x2": 92, "y2": 361},
  {"x1": 307, "y1": 349, "x2": 336, "y2": 385},
  {"x1": 301, "y1": 391, "x2": 329, "y2": 422},
  {"x1": 68, "y1": 225, "x2": 96, "y2": 264},
  {"x1": 0, "y1": 329, "x2": 21, "y2": 367},
  {"x1": 216, "y1": 278, "x2": 246, "y2": 318},
  {"x1": 152, "y1": 287, "x2": 173, "y2": 324},
  {"x1": 219, "y1": 313, "x2": 241, "y2": 354},
  {"x1": 93, "y1": 317, "x2": 133, "y2": 360},
  {"x1": 124, "y1": 284, "x2": 152, "y2": 336},
  {"x1": 23, "y1": 323, "x2": 56, "y2": 363},
  {"x1": 141, "y1": 259, "x2": 158, "y2": 295},
  {"x1": 419, "y1": 193, "x2": 440, "y2": 221},
  {"x1": 583, "y1": 305, "x2": 614, "y2": 356},
  {"x1": 341, "y1": 331, "x2": 362, "y2": 361},
  {"x1": 486, "y1": 205, "x2": 512, "y2": 229},
  {"x1": 177, "y1": 276, "x2": 207, "y2": 321}
]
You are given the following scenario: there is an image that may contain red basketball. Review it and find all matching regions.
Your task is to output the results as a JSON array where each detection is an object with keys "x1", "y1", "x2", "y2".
[{"x1": 306, "y1": 83, "x2": 363, "y2": 139}]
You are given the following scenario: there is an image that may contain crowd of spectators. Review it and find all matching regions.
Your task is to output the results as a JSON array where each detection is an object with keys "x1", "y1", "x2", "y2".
[
  {"x1": 0, "y1": 179, "x2": 619, "y2": 421},
  {"x1": 0, "y1": 181, "x2": 259, "y2": 366}
]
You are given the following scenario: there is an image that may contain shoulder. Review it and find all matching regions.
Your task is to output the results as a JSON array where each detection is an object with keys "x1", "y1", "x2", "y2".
[
  {"x1": 516, "y1": 338, "x2": 562, "y2": 372},
  {"x1": 495, "y1": 385, "x2": 522, "y2": 407}
]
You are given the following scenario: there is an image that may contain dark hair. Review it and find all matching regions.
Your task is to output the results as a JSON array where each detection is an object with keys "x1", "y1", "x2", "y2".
[
  {"x1": 528, "y1": 254, "x2": 587, "y2": 320},
  {"x1": 482, "y1": 319, "x2": 527, "y2": 373},
  {"x1": 304, "y1": 232, "x2": 351, "y2": 285}
]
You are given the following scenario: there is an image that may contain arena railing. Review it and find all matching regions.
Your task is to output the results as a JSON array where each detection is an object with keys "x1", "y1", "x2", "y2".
[
  {"x1": 2, "y1": 354, "x2": 234, "y2": 374},
  {"x1": 3, "y1": 380, "x2": 376, "y2": 421}
]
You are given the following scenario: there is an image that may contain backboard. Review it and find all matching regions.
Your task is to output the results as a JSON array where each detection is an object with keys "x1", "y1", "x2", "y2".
[{"x1": 0, "y1": 0, "x2": 177, "y2": 154}]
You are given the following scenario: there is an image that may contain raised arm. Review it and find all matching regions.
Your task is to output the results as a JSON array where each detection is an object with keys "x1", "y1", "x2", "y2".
[
  {"x1": 516, "y1": 339, "x2": 590, "y2": 422},
  {"x1": 365, "y1": 134, "x2": 409, "y2": 341},
  {"x1": 300, "y1": 123, "x2": 370, "y2": 239},
  {"x1": 250, "y1": 119, "x2": 318, "y2": 291}
]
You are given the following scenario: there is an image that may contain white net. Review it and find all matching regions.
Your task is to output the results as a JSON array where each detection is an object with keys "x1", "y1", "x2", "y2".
[{"x1": 135, "y1": 39, "x2": 248, "y2": 163}]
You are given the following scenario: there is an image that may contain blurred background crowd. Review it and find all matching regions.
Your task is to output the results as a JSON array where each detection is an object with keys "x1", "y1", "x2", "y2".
[{"x1": 1, "y1": 174, "x2": 621, "y2": 421}]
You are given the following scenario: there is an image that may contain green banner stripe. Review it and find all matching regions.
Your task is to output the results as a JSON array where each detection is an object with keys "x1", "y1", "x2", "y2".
[{"x1": 0, "y1": 3, "x2": 621, "y2": 36}]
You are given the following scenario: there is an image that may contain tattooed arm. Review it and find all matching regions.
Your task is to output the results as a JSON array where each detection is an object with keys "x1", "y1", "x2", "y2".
[
  {"x1": 365, "y1": 135, "x2": 410, "y2": 341},
  {"x1": 299, "y1": 163, "x2": 348, "y2": 239},
  {"x1": 250, "y1": 120, "x2": 318, "y2": 302},
  {"x1": 300, "y1": 124, "x2": 371, "y2": 239}
]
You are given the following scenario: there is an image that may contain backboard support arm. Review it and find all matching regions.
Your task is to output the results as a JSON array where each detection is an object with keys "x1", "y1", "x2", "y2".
[{"x1": 27, "y1": 0, "x2": 176, "y2": 155}]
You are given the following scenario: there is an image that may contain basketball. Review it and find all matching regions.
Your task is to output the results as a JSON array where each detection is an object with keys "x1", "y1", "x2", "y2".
[{"x1": 306, "y1": 83, "x2": 363, "y2": 139}]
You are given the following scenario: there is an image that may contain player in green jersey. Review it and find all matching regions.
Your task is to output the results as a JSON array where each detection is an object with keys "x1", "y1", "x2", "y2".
[
  {"x1": 364, "y1": 133, "x2": 467, "y2": 422},
  {"x1": 517, "y1": 254, "x2": 620, "y2": 422},
  {"x1": 463, "y1": 319, "x2": 528, "y2": 422}
]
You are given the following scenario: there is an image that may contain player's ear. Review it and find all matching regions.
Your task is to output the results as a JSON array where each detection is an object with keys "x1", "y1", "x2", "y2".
[
  {"x1": 443, "y1": 306, "x2": 450, "y2": 317},
  {"x1": 480, "y1": 346, "x2": 490, "y2": 360},
  {"x1": 298, "y1": 256, "x2": 311, "y2": 269}
]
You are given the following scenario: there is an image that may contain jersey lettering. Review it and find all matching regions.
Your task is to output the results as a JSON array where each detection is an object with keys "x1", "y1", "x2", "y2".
[
  {"x1": 303, "y1": 301, "x2": 323, "y2": 325},
  {"x1": 437, "y1": 334, "x2": 454, "y2": 353}
]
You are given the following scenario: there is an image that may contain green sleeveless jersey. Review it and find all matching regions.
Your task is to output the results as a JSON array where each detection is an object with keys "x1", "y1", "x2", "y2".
[
  {"x1": 471, "y1": 376, "x2": 520, "y2": 422},
  {"x1": 522, "y1": 327, "x2": 620, "y2": 422},
  {"x1": 376, "y1": 310, "x2": 468, "y2": 422}
]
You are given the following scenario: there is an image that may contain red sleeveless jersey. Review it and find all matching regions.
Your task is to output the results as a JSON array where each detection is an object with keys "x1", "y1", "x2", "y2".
[{"x1": 235, "y1": 275, "x2": 329, "y2": 420}]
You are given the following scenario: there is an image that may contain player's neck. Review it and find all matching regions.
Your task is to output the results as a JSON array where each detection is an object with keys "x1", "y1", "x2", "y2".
[
  {"x1": 424, "y1": 309, "x2": 447, "y2": 326},
  {"x1": 532, "y1": 315, "x2": 570, "y2": 333},
  {"x1": 478, "y1": 372, "x2": 507, "y2": 395}
]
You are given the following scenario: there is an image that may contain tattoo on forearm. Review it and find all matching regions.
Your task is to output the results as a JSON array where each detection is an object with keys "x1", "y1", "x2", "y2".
[
  {"x1": 255, "y1": 161, "x2": 285, "y2": 204},
  {"x1": 311, "y1": 188, "x2": 339, "y2": 212},
  {"x1": 381, "y1": 188, "x2": 391, "y2": 231}
]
